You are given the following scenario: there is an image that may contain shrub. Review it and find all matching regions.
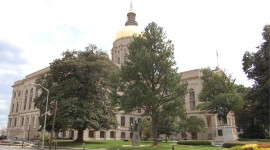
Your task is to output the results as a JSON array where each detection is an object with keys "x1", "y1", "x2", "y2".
[
  {"x1": 223, "y1": 143, "x2": 246, "y2": 148},
  {"x1": 229, "y1": 146, "x2": 243, "y2": 150},
  {"x1": 240, "y1": 125, "x2": 268, "y2": 139},
  {"x1": 177, "y1": 140, "x2": 212, "y2": 145},
  {"x1": 238, "y1": 138, "x2": 270, "y2": 142},
  {"x1": 229, "y1": 143, "x2": 270, "y2": 150},
  {"x1": 258, "y1": 143, "x2": 270, "y2": 148}
]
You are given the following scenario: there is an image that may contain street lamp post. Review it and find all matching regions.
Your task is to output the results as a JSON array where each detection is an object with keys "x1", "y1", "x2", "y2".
[
  {"x1": 31, "y1": 83, "x2": 49, "y2": 149},
  {"x1": 27, "y1": 125, "x2": 30, "y2": 142}
]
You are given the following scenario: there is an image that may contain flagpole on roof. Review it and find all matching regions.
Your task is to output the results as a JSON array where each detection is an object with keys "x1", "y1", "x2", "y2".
[{"x1": 215, "y1": 44, "x2": 220, "y2": 69}]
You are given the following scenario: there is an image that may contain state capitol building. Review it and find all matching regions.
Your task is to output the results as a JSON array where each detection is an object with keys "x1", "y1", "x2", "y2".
[{"x1": 6, "y1": 3, "x2": 237, "y2": 141}]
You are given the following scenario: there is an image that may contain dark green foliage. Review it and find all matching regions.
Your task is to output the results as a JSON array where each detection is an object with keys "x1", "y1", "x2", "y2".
[
  {"x1": 110, "y1": 22, "x2": 187, "y2": 145},
  {"x1": 239, "y1": 124, "x2": 268, "y2": 139},
  {"x1": 157, "y1": 116, "x2": 177, "y2": 142},
  {"x1": 177, "y1": 140, "x2": 212, "y2": 145},
  {"x1": 177, "y1": 116, "x2": 205, "y2": 134},
  {"x1": 238, "y1": 138, "x2": 270, "y2": 142},
  {"x1": 34, "y1": 44, "x2": 119, "y2": 142},
  {"x1": 241, "y1": 25, "x2": 270, "y2": 137},
  {"x1": 198, "y1": 68, "x2": 243, "y2": 125},
  {"x1": 222, "y1": 143, "x2": 246, "y2": 148}
]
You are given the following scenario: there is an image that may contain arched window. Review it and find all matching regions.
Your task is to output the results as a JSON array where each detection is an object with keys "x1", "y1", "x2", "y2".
[
  {"x1": 121, "y1": 132, "x2": 125, "y2": 139},
  {"x1": 189, "y1": 89, "x2": 195, "y2": 111}
]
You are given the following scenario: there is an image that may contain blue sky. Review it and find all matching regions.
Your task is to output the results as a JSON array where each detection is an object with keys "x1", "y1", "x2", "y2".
[{"x1": 0, "y1": 0, "x2": 269, "y2": 129}]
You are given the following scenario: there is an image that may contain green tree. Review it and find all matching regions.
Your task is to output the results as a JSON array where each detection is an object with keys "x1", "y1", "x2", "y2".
[
  {"x1": 157, "y1": 116, "x2": 177, "y2": 142},
  {"x1": 241, "y1": 25, "x2": 270, "y2": 137},
  {"x1": 198, "y1": 68, "x2": 243, "y2": 125},
  {"x1": 139, "y1": 119, "x2": 152, "y2": 142},
  {"x1": 178, "y1": 116, "x2": 205, "y2": 137},
  {"x1": 110, "y1": 22, "x2": 187, "y2": 145},
  {"x1": 34, "y1": 44, "x2": 119, "y2": 142}
]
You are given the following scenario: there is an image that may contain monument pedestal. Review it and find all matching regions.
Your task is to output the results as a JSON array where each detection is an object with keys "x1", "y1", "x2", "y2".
[
  {"x1": 132, "y1": 132, "x2": 140, "y2": 146},
  {"x1": 215, "y1": 125, "x2": 238, "y2": 144}
]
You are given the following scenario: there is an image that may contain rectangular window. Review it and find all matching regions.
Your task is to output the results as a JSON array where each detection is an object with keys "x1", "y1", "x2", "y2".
[
  {"x1": 62, "y1": 131, "x2": 66, "y2": 137},
  {"x1": 24, "y1": 90, "x2": 28, "y2": 111},
  {"x1": 89, "y1": 131, "x2": 94, "y2": 138},
  {"x1": 121, "y1": 116, "x2": 125, "y2": 126},
  {"x1": 16, "y1": 102, "x2": 19, "y2": 113},
  {"x1": 137, "y1": 107, "x2": 141, "y2": 113},
  {"x1": 21, "y1": 117, "x2": 24, "y2": 126},
  {"x1": 100, "y1": 131, "x2": 105, "y2": 138},
  {"x1": 207, "y1": 115, "x2": 211, "y2": 127},
  {"x1": 14, "y1": 118, "x2": 17, "y2": 127},
  {"x1": 130, "y1": 117, "x2": 134, "y2": 126},
  {"x1": 11, "y1": 104, "x2": 14, "y2": 113},
  {"x1": 110, "y1": 131, "x2": 115, "y2": 138},
  {"x1": 138, "y1": 118, "x2": 141, "y2": 123},
  {"x1": 28, "y1": 98, "x2": 32, "y2": 110},
  {"x1": 29, "y1": 88, "x2": 33, "y2": 110},
  {"x1": 189, "y1": 89, "x2": 196, "y2": 111}
]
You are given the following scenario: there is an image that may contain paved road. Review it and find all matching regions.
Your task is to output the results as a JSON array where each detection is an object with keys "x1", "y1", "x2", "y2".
[{"x1": 0, "y1": 145, "x2": 34, "y2": 150}]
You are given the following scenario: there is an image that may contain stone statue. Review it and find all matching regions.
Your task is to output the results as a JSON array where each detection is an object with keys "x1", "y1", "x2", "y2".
[
  {"x1": 217, "y1": 107, "x2": 228, "y2": 125},
  {"x1": 134, "y1": 120, "x2": 138, "y2": 132}
]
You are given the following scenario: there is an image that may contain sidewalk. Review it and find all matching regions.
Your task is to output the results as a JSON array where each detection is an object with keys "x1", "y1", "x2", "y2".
[{"x1": 0, "y1": 144, "x2": 107, "y2": 150}]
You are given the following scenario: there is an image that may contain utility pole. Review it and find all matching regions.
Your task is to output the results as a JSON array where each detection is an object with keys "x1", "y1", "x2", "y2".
[
  {"x1": 49, "y1": 101, "x2": 57, "y2": 150},
  {"x1": 27, "y1": 125, "x2": 30, "y2": 142}
]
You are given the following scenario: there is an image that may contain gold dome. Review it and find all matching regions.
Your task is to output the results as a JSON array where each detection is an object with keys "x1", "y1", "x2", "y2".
[{"x1": 114, "y1": 25, "x2": 141, "y2": 41}]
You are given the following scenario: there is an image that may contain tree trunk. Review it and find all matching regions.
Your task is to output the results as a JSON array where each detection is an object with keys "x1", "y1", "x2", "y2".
[
  {"x1": 75, "y1": 129, "x2": 84, "y2": 142},
  {"x1": 165, "y1": 135, "x2": 168, "y2": 143},
  {"x1": 151, "y1": 113, "x2": 158, "y2": 145}
]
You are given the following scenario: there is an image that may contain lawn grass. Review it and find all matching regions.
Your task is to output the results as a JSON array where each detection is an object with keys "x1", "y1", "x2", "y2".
[{"x1": 53, "y1": 140, "x2": 223, "y2": 150}]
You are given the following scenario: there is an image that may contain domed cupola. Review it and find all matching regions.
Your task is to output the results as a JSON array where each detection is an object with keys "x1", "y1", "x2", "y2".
[
  {"x1": 114, "y1": 0, "x2": 140, "y2": 41},
  {"x1": 112, "y1": 0, "x2": 141, "y2": 65},
  {"x1": 125, "y1": 1, "x2": 138, "y2": 26}
]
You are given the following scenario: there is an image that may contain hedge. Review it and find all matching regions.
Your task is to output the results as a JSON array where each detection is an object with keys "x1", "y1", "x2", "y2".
[
  {"x1": 223, "y1": 143, "x2": 246, "y2": 148},
  {"x1": 177, "y1": 140, "x2": 212, "y2": 145}
]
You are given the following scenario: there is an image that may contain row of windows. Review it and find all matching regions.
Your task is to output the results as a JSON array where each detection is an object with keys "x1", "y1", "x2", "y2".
[
  {"x1": 11, "y1": 98, "x2": 35, "y2": 114},
  {"x1": 11, "y1": 88, "x2": 39, "y2": 114},
  {"x1": 8, "y1": 115, "x2": 37, "y2": 128},
  {"x1": 120, "y1": 117, "x2": 141, "y2": 127},
  {"x1": 89, "y1": 131, "x2": 116, "y2": 138},
  {"x1": 112, "y1": 49, "x2": 128, "y2": 64},
  {"x1": 13, "y1": 88, "x2": 38, "y2": 99},
  {"x1": 88, "y1": 131, "x2": 140, "y2": 139}
]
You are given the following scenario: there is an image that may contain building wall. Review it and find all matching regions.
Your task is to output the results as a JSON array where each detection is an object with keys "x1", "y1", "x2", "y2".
[
  {"x1": 111, "y1": 37, "x2": 133, "y2": 65},
  {"x1": 7, "y1": 67, "x2": 237, "y2": 141},
  {"x1": 7, "y1": 67, "x2": 49, "y2": 140}
]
